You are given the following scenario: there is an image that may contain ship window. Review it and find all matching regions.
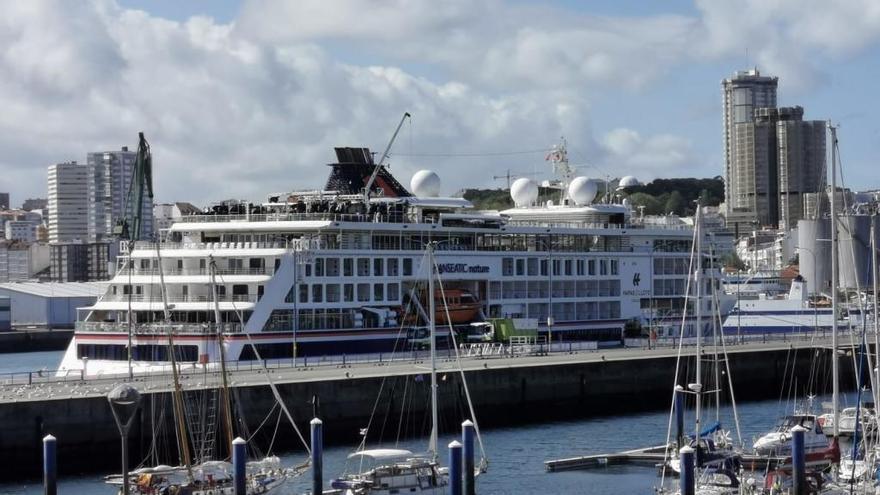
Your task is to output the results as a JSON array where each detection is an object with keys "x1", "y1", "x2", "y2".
[
  {"x1": 357, "y1": 283, "x2": 370, "y2": 302},
  {"x1": 374, "y1": 258, "x2": 384, "y2": 277},
  {"x1": 315, "y1": 258, "x2": 325, "y2": 277},
  {"x1": 403, "y1": 258, "x2": 413, "y2": 276},
  {"x1": 326, "y1": 258, "x2": 340, "y2": 277},
  {"x1": 564, "y1": 259, "x2": 572, "y2": 276},
  {"x1": 515, "y1": 259, "x2": 525, "y2": 276},
  {"x1": 610, "y1": 259, "x2": 619, "y2": 275},
  {"x1": 305, "y1": 264, "x2": 312, "y2": 277},
  {"x1": 343, "y1": 258, "x2": 354, "y2": 277},
  {"x1": 357, "y1": 258, "x2": 370, "y2": 276},
  {"x1": 112, "y1": 286, "x2": 118, "y2": 295},
  {"x1": 299, "y1": 284, "x2": 308, "y2": 303},
  {"x1": 177, "y1": 259, "x2": 183, "y2": 271},
  {"x1": 599, "y1": 260, "x2": 608, "y2": 276},
  {"x1": 135, "y1": 286, "x2": 143, "y2": 295},
  {"x1": 374, "y1": 283, "x2": 384, "y2": 301},
  {"x1": 502, "y1": 258, "x2": 514, "y2": 276},
  {"x1": 182, "y1": 286, "x2": 188, "y2": 298},
  {"x1": 387, "y1": 283, "x2": 399, "y2": 301},
  {"x1": 527, "y1": 258, "x2": 538, "y2": 276},
  {"x1": 344, "y1": 284, "x2": 354, "y2": 302},
  {"x1": 588, "y1": 259, "x2": 596, "y2": 275},
  {"x1": 312, "y1": 284, "x2": 323, "y2": 303},
  {"x1": 552, "y1": 260, "x2": 561, "y2": 276},
  {"x1": 232, "y1": 285, "x2": 248, "y2": 295},
  {"x1": 326, "y1": 284, "x2": 340, "y2": 303},
  {"x1": 229, "y1": 258, "x2": 243, "y2": 270},
  {"x1": 387, "y1": 258, "x2": 399, "y2": 276},
  {"x1": 200, "y1": 259, "x2": 207, "y2": 271},
  {"x1": 576, "y1": 260, "x2": 585, "y2": 276}
]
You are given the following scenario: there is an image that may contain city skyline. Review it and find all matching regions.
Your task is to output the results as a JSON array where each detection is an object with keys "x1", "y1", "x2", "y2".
[{"x1": 0, "y1": 1, "x2": 879, "y2": 205}]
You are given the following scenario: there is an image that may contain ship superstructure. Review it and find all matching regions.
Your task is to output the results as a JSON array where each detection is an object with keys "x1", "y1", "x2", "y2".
[{"x1": 60, "y1": 145, "x2": 710, "y2": 376}]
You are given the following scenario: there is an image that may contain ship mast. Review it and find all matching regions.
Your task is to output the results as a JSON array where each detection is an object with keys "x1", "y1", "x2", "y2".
[
  {"x1": 209, "y1": 256, "x2": 236, "y2": 451},
  {"x1": 428, "y1": 243, "x2": 439, "y2": 459},
  {"x1": 156, "y1": 242, "x2": 193, "y2": 479},
  {"x1": 693, "y1": 204, "x2": 703, "y2": 440}
]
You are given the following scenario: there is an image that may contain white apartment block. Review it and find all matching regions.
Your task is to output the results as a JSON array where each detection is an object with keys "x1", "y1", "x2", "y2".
[
  {"x1": 48, "y1": 162, "x2": 89, "y2": 243},
  {"x1": 87, "y1": 147, "x2": 154, "y2": 241},
  {"x1": 5, "y1": 220, "x2": 38, "y2": 243}
]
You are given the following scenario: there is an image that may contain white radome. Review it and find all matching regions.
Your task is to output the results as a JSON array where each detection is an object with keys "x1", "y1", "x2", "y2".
[
  {"x1": 510, "y1": 178, "x2": 538, "y2": 207},
  {"x1": 410, "y1": 170, "x2": 441, "y2": 197},
  {"x1": 568, "y1": 176, "x2": 598, "y2": 206},
  {"x1": 619, "y1": 175, "x2": 640, "y2": 188}
]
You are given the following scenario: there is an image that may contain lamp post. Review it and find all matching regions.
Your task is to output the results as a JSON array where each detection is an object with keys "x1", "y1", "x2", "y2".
[{"x1": 108, "y1": 384, "x2": 141, "y2": 495}]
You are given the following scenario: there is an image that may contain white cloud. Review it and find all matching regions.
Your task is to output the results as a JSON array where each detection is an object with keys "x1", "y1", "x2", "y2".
[{"x1": 0, "y1": 0, "x2": 878, "y2": 206}]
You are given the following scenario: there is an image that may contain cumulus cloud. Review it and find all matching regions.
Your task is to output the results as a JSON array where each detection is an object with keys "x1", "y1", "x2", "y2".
[{"x1": 0, "y1": 0, "x2": 878, "y2": 206}]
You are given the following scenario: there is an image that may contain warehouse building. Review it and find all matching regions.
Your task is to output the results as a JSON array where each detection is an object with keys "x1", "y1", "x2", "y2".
[{"x1": 0, "y1": 282, "x2": 107, "y2": 328}]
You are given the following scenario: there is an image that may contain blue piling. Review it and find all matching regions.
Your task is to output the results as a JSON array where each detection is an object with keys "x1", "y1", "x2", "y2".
[
  {"x1": 462, "y1": 420, "x2": 475, "y2": 495},
  {"x1": 449, "y1": 441, "x2": 463, "y2": 495},
  {"x1": 679, "y1": 446, "x2": 695, "y2": 495},
  {"x1": 43, "y1": 434, "x2": 56, "y2": 495},
  {"x1": 791, "y1": 425, "x2": 806, "y2": 495},
  {"x1": 232, "y1": 437, "x2": 246, "y2": 495},
  {"x1": 311, "y1": 418, "x2": 323, "y2": 495},
  {"x1": 674, "y1": 385, "x2": 685, "y2": 448}
]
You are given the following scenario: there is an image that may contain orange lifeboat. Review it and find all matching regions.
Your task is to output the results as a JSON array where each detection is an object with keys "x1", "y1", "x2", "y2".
[{"x1": 403, "y1": 289, "x2": 483, "y2": 325}]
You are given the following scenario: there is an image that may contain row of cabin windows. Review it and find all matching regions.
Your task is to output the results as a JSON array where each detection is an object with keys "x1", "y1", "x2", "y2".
[
  {"x1": 285, "y1": 283, "x2": 401, "y2": 303},
  {"x1": 135, "y1": 258, "x2": 267, "y2": 272},
  {"x1": 77, "y1": 344, "x2": 198, "y2": 362},
  {"x1": 502, "y1": 257, "x2": 619, "y2": 277},
  {"x1": 308, "y1": 257, "x2": 413, "y2": 278}
]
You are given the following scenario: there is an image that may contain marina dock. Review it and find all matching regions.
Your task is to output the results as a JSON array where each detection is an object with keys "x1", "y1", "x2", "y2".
[{"x1": 545, "y1": 444, "x2": 786, "y2": 472}]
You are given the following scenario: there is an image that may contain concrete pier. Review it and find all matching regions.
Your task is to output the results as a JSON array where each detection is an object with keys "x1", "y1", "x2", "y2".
[{"x1": 0, "y1": 338, "x2": 858, "y2": 481}]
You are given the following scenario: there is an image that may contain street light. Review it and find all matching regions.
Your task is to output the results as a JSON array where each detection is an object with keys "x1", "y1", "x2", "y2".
[{"x1": 108, "y1": 384, "x2": 141, "y2": 495}]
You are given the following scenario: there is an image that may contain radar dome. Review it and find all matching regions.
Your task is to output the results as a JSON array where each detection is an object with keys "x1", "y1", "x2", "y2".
[
  {"x1": 568, "y1": 176, "x2": 598, "y2": 206},
  {"x1": 410, "y1": 170, "x2": 441, "y2": 197},
  {"x1": 619, "y1": 176, "x2": 640, "y2": 188},
  {"x1": 510, "y1": 178, "x2": 538, "y2": 207}
]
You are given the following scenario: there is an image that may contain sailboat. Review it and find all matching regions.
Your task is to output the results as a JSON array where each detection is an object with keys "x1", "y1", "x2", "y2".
[
  {"x1": 106, "y1": 251, "x2": 309, "y2": 494},
  {"x1": 330, "y1": 242, "x2": 487, "y2": 494}
]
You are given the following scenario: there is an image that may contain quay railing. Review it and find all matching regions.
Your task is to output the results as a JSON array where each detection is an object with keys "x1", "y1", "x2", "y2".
[{"x1": 0, "y1": 329, "x2": 862, "y2": 395}]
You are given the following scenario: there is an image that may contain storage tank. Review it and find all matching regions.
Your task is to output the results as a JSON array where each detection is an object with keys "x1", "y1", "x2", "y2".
[{"x1": 797, "y1": 218, "x2": 831, "y2": 295}]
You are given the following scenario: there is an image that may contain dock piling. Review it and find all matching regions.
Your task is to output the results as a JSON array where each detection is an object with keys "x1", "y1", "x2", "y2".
[
  {"x1": 43, "y1": 434, "x2": 56, "y2": 495},
  {"x1": 792, "y1": 425, "x2": 806, "y2": 495},
  {"x1": 679, "y1": 446, "x2": 694, "y2": 495},
  {"x1": 462, "y1": 419, "x2": 475, "y2": 495},
  {"x1": 232, "y1": 437, "x2": 246, "y2": 495},
  {"x1": 449, "y1": 440, "x2": 462, "y2": 495},
  {"x1": 311, "y1": 417, "x2": 323, "y2": 495}
]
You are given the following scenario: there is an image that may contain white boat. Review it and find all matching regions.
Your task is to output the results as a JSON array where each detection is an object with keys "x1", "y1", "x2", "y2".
[
  {"x1": 59, "y1": 138, "x2": 722, "y2": 377},
  {"x1": 752, "y1": 414, "x2": 829, "y2": 456}
]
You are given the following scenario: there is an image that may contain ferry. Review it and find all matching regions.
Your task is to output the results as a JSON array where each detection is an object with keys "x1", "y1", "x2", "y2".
[{"x1": 59, "y1": 142, "x2": 713, "y2": 376}]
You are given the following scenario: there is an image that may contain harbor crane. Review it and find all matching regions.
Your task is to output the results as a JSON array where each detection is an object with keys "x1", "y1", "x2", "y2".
[
  {"x1": 492, "y1": 170, "x2": 540, "y2": 189},
  {"x1": 363, "y1": 112, "x2": 410, "y2": 202},
  {"x1": 113, "y1": 132, "x2": 154, "y2": 242}
]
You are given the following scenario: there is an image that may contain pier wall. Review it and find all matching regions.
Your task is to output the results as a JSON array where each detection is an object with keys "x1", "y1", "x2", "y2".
[
  {"x1": 0, "y1": 346, "x2": 853, "y2": 480},
  {"x1": 0, "y1": 329, "x2": 72, "y2": 354}
]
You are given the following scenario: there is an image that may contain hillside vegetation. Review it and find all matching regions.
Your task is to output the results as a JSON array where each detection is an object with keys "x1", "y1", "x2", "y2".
[{"x1": 462, "y1": 177, "x2": 724, "y2": 216}]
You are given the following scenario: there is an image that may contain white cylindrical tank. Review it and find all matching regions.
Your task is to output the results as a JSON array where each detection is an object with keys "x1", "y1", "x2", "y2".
[
  {"x1": 510, "y1": 178, "x2": 538, "y2": 207},
  {"x1": 410, "y1": 170, "x2": 441, "y2": 197},
  {"x1": 568, "y1": 176, "x2": 598, "y2": 206}
]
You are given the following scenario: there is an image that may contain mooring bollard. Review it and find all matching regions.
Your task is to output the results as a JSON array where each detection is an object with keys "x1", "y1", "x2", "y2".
[
  {"x1": 679, "y1": 446, "x2": 694, "y2": 495},
  {"x1": 791, "y1": 425, "x2": 806, "y2": 495},
  {"x1": 232, "y1": 437, "x2": 246, "y2": 495},
  {"x1": 449, "y1": 440, "x2": 462, "y2": 495},
  {"x1": 43, "y1": 434, "x2": 56, "y2": 495},
  {"x1": 674, "y1": 385, "x2": 685, "y2": 448},
  {"x1": 462, "y1": 420, "x2": 475, "y2": 495},
  {"x1": 311, "y1": 418, "x2": 323, "y2": 495}
]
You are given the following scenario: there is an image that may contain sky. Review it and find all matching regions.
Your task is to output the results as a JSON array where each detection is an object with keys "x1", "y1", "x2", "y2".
[{"x1": 1, "y1": 0, "x2": 879, "y2": 206}]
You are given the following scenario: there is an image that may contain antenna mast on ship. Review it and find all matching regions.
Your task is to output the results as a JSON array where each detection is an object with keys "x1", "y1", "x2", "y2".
[{"x1": 546, "y1": 137, "x2": 573, "y2": 203}]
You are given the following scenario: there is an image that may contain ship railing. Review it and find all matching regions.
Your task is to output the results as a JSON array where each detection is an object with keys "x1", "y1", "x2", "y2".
[
  {"x1": 173, "y1": 212, "x2": 411, "y2": 225},
  {"x1": 76, "y1": 322, "x2": 243, "y2": 334},
  {"x1": 99, "y1": 294, "x2": 258, "y2": 303},
  {"x1": 128, "y1": 240, "x2": 288, "y2": 251},
  {"x1": 124, "y1": 267, "x2": 272, "y2": 277}
]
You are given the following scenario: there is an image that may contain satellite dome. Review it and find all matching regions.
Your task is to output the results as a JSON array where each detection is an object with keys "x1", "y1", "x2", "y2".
[
  {"x1": 410, "y1": 170, "x2": 441, "y2": 197},
  {"x1": 510, "y1": 178, "x2": 538, "y2": 207},
  {"x1": 568, "y1": 176, "x2": 598, "y2": 206},
  {"x1": 619, "y1": 176, "x2": 640, "y2": 188}
]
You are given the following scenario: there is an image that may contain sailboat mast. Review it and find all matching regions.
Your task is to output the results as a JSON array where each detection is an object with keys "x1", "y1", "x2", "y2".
[
  {"x1": 872, "y1": 215, "x2": 879, "y2": 408},
  {"x1": 428, "y1": 243, "x2": 439, "y2": 458},
  {"x1": 830, "y1": 123, "x2": 840, "y2": 439},
  {"x1": 209, "y1": 256, "x2": 236, "y2": 452},
  {"x1": 156, "y1": 243, "x2": 193, "y2": 478},
  {"x1": 694, "y1": 205, "x2": 703, "y2": 440}
]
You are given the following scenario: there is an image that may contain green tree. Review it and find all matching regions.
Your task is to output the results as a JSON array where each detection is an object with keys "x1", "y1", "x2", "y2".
[{"x1": 665, "y1": 191, "x2": 684, "y2": 215}]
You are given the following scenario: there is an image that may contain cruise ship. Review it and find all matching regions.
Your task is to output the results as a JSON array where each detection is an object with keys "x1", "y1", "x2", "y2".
[{"x1": 59, "y1": 143, "x2": 711, "y2": 376}]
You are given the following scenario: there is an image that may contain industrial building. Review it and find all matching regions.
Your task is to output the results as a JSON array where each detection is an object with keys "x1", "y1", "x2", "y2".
[{"x1": 0, "y1": 281, "x2": 107, "y2": 328}]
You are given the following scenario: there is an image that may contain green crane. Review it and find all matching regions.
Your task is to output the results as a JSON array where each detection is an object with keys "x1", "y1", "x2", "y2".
[{"x1": 113, "y1": 132, "x2": 154, "y2": 241}]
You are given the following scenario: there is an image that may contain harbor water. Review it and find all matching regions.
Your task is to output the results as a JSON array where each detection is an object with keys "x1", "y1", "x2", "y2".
[{"x1": 0, "y1": 351, "x2": 855, "y2": 494}]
